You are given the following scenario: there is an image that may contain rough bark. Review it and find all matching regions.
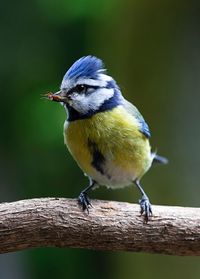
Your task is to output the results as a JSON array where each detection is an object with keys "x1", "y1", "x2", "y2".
[{"x1": 0, "y1": 198, "x2": 199, "y2": 255}]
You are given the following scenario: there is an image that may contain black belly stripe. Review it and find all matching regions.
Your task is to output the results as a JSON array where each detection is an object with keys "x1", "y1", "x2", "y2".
[{"x1": 88, "y1": 140, "x2": 105, "y2": 175}]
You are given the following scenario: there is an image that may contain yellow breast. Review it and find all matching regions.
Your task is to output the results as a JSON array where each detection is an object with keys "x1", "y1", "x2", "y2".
[{"x1": 64, "y1": 106, "x2": 152, "y2": 187}]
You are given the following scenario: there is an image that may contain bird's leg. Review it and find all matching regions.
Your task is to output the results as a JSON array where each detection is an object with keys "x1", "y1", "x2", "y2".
[
  {"x1": 78, "y1": 177, "x2": 96, "y2": 213},
  {"x1": 134, "y1": 179, "x2": 152, "y2": 222}
]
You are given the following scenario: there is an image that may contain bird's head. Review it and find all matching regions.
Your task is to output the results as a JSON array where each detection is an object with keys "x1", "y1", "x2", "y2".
[{"x1": 49, "y1": 56, "x2": 123, "y2": 120}]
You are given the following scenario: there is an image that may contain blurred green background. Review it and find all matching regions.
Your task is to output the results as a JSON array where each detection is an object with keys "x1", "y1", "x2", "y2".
[{"x1": 1, "y1": 0, "x2": 200, "y2": 278}]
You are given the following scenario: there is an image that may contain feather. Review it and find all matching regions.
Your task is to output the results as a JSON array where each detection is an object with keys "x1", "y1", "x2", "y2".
[
  {"x1": 122, "y1": 100, "x2": 151, "y2": 138},
  {"x1": 152, "y1": 154, "x2": 168, "y2": 164},
  {"x1": 63, "y1": 56, "x2": 105, "y2": 80}
]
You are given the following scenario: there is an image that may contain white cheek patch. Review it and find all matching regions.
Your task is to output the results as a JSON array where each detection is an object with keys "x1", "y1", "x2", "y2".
[{"x1": 72, "y1": 88, "x2": 115, "y2": 114}]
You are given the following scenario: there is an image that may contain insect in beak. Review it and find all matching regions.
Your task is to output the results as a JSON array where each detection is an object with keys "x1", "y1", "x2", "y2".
[{"x1": 44, "y1": 91, "x2": 67, "y2": 103}]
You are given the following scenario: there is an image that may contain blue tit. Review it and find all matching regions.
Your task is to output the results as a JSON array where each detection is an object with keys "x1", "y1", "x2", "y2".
[{"x1": 47, "y1": 56, "x2": 168, "y2": 221}]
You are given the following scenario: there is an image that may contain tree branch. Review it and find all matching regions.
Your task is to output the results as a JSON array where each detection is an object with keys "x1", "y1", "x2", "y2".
[{"x1": 0, "y1": 198, "x2": 199, "y2": 255}]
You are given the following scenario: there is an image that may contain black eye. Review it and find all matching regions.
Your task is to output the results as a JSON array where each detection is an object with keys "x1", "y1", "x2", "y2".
[{"x1": 76, "y1": 84, "x2": 87, "y2": 93}]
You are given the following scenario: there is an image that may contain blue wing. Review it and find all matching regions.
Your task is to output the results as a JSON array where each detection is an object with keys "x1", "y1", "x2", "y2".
[
  {"x1": 122, "y1": 100, "x2": 151, "y2": 138},
  {"x1": 138, "y1": 119, "x2": 151, "y2": 138}
]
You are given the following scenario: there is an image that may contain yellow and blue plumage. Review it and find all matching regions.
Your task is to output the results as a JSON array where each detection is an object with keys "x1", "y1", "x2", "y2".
[{"x1": 47, "y1": 56, "x2": 168, "y2": 221}]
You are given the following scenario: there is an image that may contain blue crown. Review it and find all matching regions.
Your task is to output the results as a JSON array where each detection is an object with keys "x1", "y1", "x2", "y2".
[{"x1": 63, "y1": 56, "x2": 105, "y2": 80}]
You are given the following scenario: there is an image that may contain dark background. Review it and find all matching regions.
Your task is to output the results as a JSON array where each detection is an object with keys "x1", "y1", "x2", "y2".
[{"x1": 1, "y1": 1, "x2": 200, "y2": 278}]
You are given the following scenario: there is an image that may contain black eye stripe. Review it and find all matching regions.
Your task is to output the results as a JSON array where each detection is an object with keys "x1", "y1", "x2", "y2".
[{"x1": 67, "y1": 84, "x2": 100, "y2": 95}]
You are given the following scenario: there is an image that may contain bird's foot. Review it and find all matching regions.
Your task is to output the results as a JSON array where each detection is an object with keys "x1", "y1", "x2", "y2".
[
  {"x1": 139, "y1": 195, "x2": 152, "y2": 223},
  {"x1": 78, "y1": 192, "x2": 92, "y2": 213}
]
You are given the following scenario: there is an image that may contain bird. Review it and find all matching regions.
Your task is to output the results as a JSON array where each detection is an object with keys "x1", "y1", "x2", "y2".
[{"x1": 47, "y1": 55, "x2": 168, "y2": 222}]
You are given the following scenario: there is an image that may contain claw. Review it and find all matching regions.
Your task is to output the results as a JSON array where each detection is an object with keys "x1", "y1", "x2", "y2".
[
  {"x1": 78, "y1": 192, "x2": 92, "y2": 213},
  {"x1": 139, "y1": 195, "x2": 152, "y2": 223}
]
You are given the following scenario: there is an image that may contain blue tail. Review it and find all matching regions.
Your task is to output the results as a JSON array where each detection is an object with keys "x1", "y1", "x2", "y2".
[{"x1": 153, "y1": 154, "x2": 168, "y2": 165}]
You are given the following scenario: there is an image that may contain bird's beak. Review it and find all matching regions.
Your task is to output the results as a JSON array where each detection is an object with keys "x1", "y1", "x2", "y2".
[{"x1": 46, "y1": 91, "x2": 68, "y2": 103}]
